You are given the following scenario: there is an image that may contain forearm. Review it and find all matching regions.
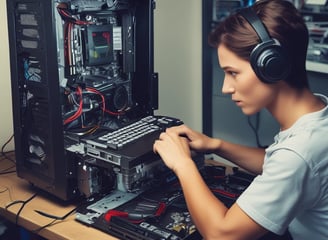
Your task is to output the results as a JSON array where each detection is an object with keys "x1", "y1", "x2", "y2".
[
  {"x1": 174, "y1": 160, "x2": 229, "y2": 238},
  {"x1": 174, "y1": 158, "x2": 268, "y2": 240},
  {"x1": 211, "y1": 139, "x2": 265, "y2": 175}
]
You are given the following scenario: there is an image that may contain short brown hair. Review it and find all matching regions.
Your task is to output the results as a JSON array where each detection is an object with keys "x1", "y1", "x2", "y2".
[{"x1": 209, "y1": 0, "x2": 309, "y2": 89}]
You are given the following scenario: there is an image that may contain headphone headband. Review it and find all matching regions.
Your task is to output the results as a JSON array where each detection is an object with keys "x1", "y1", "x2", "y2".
[{"x1": 239, "y1": 7, "x2": 271, "y2": 43}]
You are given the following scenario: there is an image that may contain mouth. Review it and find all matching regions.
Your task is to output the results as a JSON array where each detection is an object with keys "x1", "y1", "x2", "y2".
[{"x1": 233, "y1": 100, "x2": 242, "y2": 106}]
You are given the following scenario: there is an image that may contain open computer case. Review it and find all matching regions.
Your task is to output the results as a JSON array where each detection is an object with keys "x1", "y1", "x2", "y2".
[{"x1": 6, "y1": 0, "x2": 160, "y2": 201}]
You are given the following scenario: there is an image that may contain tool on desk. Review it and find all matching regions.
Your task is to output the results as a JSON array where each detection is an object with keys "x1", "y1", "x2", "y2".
[{"x1": 104, "y1": 201, "x2": 166, "y2": 222}]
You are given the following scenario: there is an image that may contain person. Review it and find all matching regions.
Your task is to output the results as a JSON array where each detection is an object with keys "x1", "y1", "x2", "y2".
[{"x1": 153, "y1": 0, "x2": 328, "y2": 239}]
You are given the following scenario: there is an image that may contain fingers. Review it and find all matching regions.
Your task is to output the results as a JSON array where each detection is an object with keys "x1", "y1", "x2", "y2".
[
  {"x1": 153, "y1": 124, "x2": 193, "y2": 155},
  {"x1": 153, "y1": 132, "x2": 168, "y2": 154},
  {"x1": 166, "y1": 124, "x2": 188, "y2": 135},
  {"x1": 164, "y1": 125, "x2": 191, "y2": 141},
  {"x1": 153, "y1": 130, "x2": 185, "y2": 154},
  {"x1": 153, "y1": 140, "x2": 158, "y2": 154},
  {"x1": 153, "y1": 129, "x2": 193, "y2": 172}
]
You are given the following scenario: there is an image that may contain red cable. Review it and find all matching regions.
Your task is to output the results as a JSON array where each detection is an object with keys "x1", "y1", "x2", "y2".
[{"x1": 63, "y1": 87, "x2": 83, "y2": 125}]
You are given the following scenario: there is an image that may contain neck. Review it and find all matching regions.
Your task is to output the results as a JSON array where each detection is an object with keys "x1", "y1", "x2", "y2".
[{"x1": 267, "y1": 85, "x2": 325, "y2": 131}]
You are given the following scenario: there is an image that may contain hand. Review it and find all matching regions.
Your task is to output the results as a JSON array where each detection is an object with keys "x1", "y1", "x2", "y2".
[
  {"x1": 163, "y1": 125, "x2": 219, "y2": 153},
  {"x1": 153, "y1": 125, "x2": 219, "y2": 172},
  {"x1": 153, "y1": 128, "x2": 193, "y2": 172}
]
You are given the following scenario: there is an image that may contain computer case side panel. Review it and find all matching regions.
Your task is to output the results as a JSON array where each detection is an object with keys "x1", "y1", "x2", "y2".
[
  {"x1": 6, "y1": 0, "x2": 79, "y2": 200},
  {"x1": 133, "y1": 0, "x2": 158, "y2": 113}
]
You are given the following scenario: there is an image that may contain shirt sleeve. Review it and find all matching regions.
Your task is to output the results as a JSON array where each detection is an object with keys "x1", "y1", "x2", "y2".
[{"x1": 236, "y1": 148, "x2": 316, "y2": 235}]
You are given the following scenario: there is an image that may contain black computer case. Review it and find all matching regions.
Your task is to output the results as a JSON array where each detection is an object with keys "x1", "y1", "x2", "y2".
[{"x1": 6, "y1": 0, "x2": 158, "y2": 201}]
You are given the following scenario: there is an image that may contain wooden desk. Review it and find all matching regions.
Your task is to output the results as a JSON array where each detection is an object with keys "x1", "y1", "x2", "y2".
[
  {"x1": 0, "y1": 153, "x2": 235, "y2": 240},
  {"x1": 0, "y1": 154, "x2": 117, "y2": 240}
]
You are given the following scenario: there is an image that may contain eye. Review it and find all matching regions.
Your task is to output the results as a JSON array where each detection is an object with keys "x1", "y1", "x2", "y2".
[{"x1": 225, "y1": 70, "x2": 237, "y2": 77}]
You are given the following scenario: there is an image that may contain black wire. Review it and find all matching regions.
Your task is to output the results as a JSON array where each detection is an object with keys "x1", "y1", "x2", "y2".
[
  {"x1": 17, "y1": 193, "x2": 38, "y2": 225},
  {"x1": 5, "y1": 193, "x2": 38, "y2": 225},
  {"x1": 0, "y1": 186, "x2": 13, "y2": 203},
  {"x1": 32, "y1": 206, "x2": 78, "y2": 233},
  {"x1": 1, "y1": 134, "x2": 15, "y2": 163},
  {"x1": 34, "y1": 206, "x2": 77, "y2": 220},
  {"x1": 32, "y1": 219, "x2": 57, "y2": 233},
  {"x1": 0, "y1": 186, "x2": 10, "y2": 194},
  {"x1": 247, "y1": 112, "x2": 266, "y2": 148},
  {"x1": 0, "y1": 150, "x2": 15, "y2": 163},
  {"x1": 0, "y1": 134, "x2": 16, "y2": 174},
  {"x1": 0, "y1": 157, "x2": 16, "y2": 175},
  {"x1": 0, "y1": 168, "x2": 16, "y2": 175},
  {"x1": 31, "y1": 219, "x2": 57, "y2": 234},
  {"x1": 1, "y1": 133, "x2": 76, "y2": 231}
]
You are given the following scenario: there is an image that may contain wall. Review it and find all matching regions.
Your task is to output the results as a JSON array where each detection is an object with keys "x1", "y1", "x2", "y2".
[
  {"x1": 0, "y1": 0, "x2": 14, "y2": 151},
  {"x1": 154, "y1": 0, "x2": 203, "y2": 132}
]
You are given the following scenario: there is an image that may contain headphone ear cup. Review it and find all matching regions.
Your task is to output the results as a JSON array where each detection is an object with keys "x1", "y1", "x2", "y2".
[{"x1": 250, "y1": 39, "x2": 291, "y2": 84}]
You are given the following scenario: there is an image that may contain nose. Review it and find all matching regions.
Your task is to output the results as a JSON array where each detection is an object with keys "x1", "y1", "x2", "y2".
[{"x1": 221, "y1": 76, "x2": 235, "y2": 94}]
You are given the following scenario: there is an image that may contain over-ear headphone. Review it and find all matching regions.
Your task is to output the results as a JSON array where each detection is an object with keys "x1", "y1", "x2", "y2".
[{"x1": 239, "y1": 7, "x2": 291, "y2": 84}]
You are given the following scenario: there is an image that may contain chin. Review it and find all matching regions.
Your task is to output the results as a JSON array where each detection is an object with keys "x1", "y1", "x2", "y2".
[{"x1": 241, "y1": 107, "x2": 259, "y2": 116}]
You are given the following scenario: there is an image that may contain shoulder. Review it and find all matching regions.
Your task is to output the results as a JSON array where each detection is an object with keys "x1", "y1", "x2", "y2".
[
  {"x1": 268, "y1": 100, "x2": 328, "y2": 170},
  {"x1": 237, "y1": 148, "x2": 320, "y2": 235}
]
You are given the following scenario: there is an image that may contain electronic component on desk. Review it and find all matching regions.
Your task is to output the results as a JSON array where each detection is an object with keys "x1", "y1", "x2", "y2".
[
  {"x1": 82, "y1": 115, "x2": 184, "y2": 191},
  {"x1": 77, "y1": 160, "x2": 116, "y2": 197},
  {"x1": 69, "y1": 0, "x2": 102, "y2": 12},
  {"x1": 75, "y1": 189, "x2": 141, "y2": 225},
  {"x1": 83, "y1": 116, "x2": 180, "y2": 164},
  {"x1": 85, "y1": 115, "x2": 183, "y2": 151},
  {"x1": 84, "y1": 24, "x2": 114, "y2": 66},
  {"x1": 75, "y1": 162, "x2": 253, "y2": 240},
  {"x1": 105, "y1": 217, "x2": 172, "y2": 240},
  {"x1": 89, "y1": 184, "x2": 201, "y2": 240},
  {"x1": 83, "y1": 133, "x2": 203, "y2": 193}
]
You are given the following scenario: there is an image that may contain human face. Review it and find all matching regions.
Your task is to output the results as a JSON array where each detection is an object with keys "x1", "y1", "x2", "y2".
[{"x1": 218, "y1": 44, "x2": 276, "y2": 115}]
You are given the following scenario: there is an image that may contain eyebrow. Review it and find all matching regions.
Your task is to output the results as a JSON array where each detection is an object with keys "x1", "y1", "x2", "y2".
[{"x1": 221, "y1": 66, "x2": 235, "y2": 71}]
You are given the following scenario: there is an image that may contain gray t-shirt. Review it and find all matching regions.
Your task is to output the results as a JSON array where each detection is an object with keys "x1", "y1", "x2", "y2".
[{"x1": 237, "y1": 94, "x2": 328, "y2": 239}]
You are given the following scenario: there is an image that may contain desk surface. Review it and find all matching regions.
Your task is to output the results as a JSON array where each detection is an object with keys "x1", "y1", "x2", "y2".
[
  {"x1": 0, "y1": 153, "x2": 231, "y2": 240},
  {"x1": 0, "y1": 153, "x2": 117, "y2": 240}
]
